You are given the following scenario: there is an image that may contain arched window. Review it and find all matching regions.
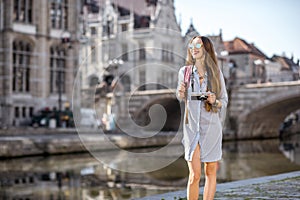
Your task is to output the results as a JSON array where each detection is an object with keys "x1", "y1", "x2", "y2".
[
  {"x1": 50, "y1": 46, "x2": 66, "y2": 94},
  {"x1": 12, "y1": 40, "x2": 31, "y2": 92}
]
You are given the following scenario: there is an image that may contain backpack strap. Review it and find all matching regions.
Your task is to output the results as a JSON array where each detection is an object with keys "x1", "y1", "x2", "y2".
[
  {"x1": 183, "y1": 65, "x2": 192, "y2": 124},
  {"x1": 184, "y1": 65, "x2": 192, "y2": 87}
]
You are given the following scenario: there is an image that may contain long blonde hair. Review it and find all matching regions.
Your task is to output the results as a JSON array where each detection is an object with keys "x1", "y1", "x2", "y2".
[{"x1": 186, "y1": 36, "x2": 221, "y2": 112}]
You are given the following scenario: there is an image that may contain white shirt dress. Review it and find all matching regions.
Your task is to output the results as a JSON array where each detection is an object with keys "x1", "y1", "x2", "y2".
[{"x1": 176, "y1": 66, "x2": 228, "y2": 162}]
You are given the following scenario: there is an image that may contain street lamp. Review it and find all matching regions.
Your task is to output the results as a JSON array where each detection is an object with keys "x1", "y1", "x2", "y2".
[
  {"x1": 105, "y1": 59, "x2": 124, "y2": 86},
  {"x1": 57, "y1": 31, "x2": 71, "y2": 127},
  {"x1": 107, "y1": 59, "x2": 124, "y2": 76},
  {"x1": 104, "y1": 59, "x2": 124, "y2": 131}
]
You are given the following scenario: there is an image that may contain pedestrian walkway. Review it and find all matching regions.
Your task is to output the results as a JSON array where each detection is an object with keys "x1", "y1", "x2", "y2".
[{"x1": 135, "y1": 171, "x2": 300, "y2": 200}]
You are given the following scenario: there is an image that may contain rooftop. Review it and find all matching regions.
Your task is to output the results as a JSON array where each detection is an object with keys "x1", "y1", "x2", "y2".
[
  {"x1": 271, "y1": 54, "x2": 299, "y2": 70},
  {"x1": 224, "y1": 37, "x2": 267, "y2": 58}
]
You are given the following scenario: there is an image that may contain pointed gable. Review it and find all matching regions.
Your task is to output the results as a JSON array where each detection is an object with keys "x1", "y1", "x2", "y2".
[
  {"x1": 185, "y1": 20, "x2": 200, "y2": 39},
  {"x1": 185, "y1": 22, "x2": 199, "y2": 36}
]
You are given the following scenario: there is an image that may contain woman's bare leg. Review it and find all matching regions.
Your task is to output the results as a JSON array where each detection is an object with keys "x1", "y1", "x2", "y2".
[
  {"x1": 203, "y1": 162, "x2": 217, "y2": 200},
  {"x1": 187, "y1": 144, "x2": 201, "y2": 200}
]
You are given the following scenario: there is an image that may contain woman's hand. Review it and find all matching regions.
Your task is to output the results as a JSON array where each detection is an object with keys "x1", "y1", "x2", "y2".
[
  {"x1": 207, "y1": 91, "x2": 216, "y2": 104},
  {"x1": 178, "y1": 82, "x2": 186, "y2": 100}
]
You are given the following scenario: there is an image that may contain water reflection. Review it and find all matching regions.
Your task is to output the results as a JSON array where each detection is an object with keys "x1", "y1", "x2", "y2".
[
  {"x1": 279, "y1": 134, "x2": 300, "y2": 165},
  {"x1": 0, "y1": 138, "x2": 299, "y2": 200},
  {"x1": 220, "y1": 138, "x2": 300, "y2": 182}
]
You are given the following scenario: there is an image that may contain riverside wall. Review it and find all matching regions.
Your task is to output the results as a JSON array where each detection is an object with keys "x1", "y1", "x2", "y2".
[{"x1": 0, "y1": 128, "x2": 181, "y2": 157}]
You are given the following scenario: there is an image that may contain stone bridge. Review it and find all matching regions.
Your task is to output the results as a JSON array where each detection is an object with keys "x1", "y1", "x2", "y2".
[
  {"x1": 110, "y1": 81, "x2": 300, "y2": 138},
  {"x1": 229, "y1": 81, "x2": 300, "y2": 138},
  {"x1": 112, "y1": 89, "x2": 182, "y2": 132}
]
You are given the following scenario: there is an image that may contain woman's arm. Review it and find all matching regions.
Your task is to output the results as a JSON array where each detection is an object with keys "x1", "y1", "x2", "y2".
[
  {"x1": 217, "y1": 70, "x2": 228, "y2": 110},
  {"x1": 215, "y1": 70, "x2": 228, "y2": 125}
]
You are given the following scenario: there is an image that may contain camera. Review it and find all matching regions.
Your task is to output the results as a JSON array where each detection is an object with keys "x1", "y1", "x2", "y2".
[{"x1": 191, "y1": 92, "x2": 210, "y2": 101}]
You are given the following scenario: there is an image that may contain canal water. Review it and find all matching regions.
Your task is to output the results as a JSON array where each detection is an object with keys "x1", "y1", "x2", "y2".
[{"x1": 0, "y1": 134, "x2": 299, "y2": 200}]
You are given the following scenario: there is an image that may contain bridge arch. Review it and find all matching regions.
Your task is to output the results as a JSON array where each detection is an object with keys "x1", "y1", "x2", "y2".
[
  {"x1": 133, "y1": 95, "x2": 183, "y2": 131},
  {"x1": 236, "y1": 83, "x2": 300, "y2": 138}
]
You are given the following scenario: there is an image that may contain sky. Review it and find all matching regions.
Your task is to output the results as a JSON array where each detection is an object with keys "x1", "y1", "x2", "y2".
[{"x1": 174, "y1": 0, "x2": 300, "y2": 61}]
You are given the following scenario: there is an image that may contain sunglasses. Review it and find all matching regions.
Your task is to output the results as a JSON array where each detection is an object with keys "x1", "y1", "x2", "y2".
[{"x1": 189, "y1": 43, "x2": 202, "y2": 49}]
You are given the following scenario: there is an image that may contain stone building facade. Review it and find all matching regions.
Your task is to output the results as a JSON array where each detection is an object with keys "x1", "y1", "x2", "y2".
[
  {"x1": 224, "y1": 37, "x2": 299, "y2": 85},
  {"x1": 0, "y1": 0, "x2": 80, "y2": 127},
  {"x1": 5, "y1": 0, "x2": 296, "y2": 128},
  {"x1": 79, "y1": 0, "x2": 184, "y2": 94},
  {"x1": 223, "y1": 37, "x2": 268, "y2": 85},
  {"x1": 270, "y1": 54, "x2": 299, "y2": 82},
  {"x1": 78, "y1": 0, "x2": 187, "y2": 120},
  {"x1": 79, "y1": 0, "x2": 230, "y2": 104}
]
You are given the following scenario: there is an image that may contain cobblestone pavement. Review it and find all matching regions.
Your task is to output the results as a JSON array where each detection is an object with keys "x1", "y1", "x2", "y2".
[
  {"x1": 214, "y1": 176, "x2": 300, "y2": 200},
  {"x1": 136, "y1": 171, "x2": 300, "y2": 200}
]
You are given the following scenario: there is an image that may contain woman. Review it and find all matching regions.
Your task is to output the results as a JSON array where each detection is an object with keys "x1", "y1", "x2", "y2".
[{"x1": 176, "y1": 36, "x2": 228, "y2": 200}]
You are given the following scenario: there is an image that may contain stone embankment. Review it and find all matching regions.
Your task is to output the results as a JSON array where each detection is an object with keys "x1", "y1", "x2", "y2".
[
  {"x1": 0, "y1": 128, "x2": 181, "y2": 157},
  {"x1": 1, "y1": 126, "x2": 296, "y2": 158}
]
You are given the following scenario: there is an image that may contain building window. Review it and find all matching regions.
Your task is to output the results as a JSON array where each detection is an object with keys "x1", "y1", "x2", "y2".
[
  {"x1": 22, "y1": 106, "x2": 26, "y2": 117},
  {"x1": 91, "y1": 46, "x2": 96, "y2": 63},
  {"x1": 139, "y1": 48, "x2": 146, "y2": 60},
  {"x1": 109, "y1": 43, "x2": 115, "y2": 60},
  {"x1": 252, "y1": 64, "x2": 256, "y2": 77},
  {"x1": 29, "y1": 107, "x2": 34, "y2": 117},
  {"x1": 91, "y1": 27, "x2": 97, "y2": 35},
  {"x1": 122, "y1": 44, "x2": 128, "y2": 61},
  {"x1": 121, "y1": 24, "x2": 128, "y2": 32},
  {"x1": 12, "y1": 40, "x2": 31, "y2": 92},
  {"x1": 50, "y1": 46, "x2": 66, "y2": 94},
  {"x1": 170, "y1": 50, "x2": 174, "y2": 61},
  {"x1": 139, "y1": 44, "x2": 146, "y2": 60},
  {"x1": 15, "y1": 107, "x2": 19, "y2": 118},
  {"x1": 134, "y1": 16, "x2": 150, "y2": 29},
  {"x1": 139, "y1": 69, "x2": 146, "y2": 91},
  {"x1": 161, "y1": 44, "x2": 173, "y2": 62},
  {"x1": 13, "y1": 0, "x2": 33, "y2": 23},
  {"x1": 50, "y1": 0, "x2": 68, "y2": 29},
  {"x1": 0, "y1": 0, "x2": 4, "y2": 30}
]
